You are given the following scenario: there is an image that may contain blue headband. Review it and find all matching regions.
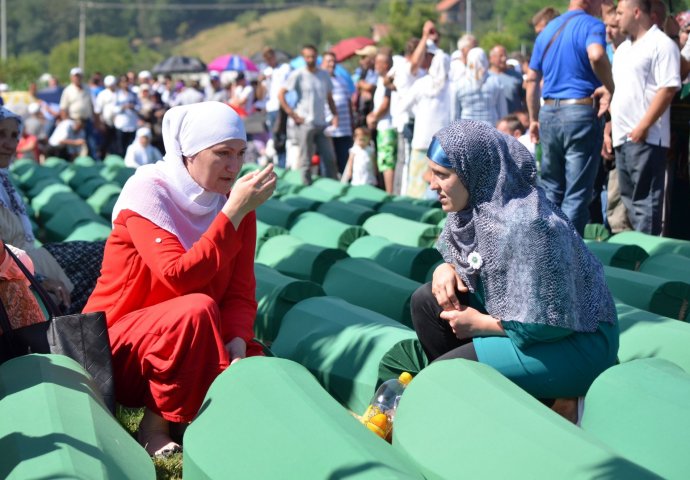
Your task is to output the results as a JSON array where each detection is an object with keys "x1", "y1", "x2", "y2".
[{"x1": 427, "y1": 136, "x2": 452, "y2": 169}]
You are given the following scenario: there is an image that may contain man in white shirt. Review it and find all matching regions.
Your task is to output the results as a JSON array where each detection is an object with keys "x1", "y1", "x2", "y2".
[
  {"x1": 93, "y1": 75, "x2": 118, "y2": 158},
  {"x1": 278, "y1": 44, "x2": 339, "y2": 185},
  {"x1": 611, "y1": 0, "x2": 680, "y2": 234},
  {"x1": 59, "y1": 67, "x2": 98, "y2": 159}
]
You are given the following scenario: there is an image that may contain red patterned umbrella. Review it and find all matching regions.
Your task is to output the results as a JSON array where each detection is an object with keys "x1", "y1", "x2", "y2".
[{"x1": 330, "y1": 37, "x2": 376, "y2": 63}]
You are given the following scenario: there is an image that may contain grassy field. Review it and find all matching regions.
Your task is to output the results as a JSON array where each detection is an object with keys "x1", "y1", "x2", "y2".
[{"x1": 174, "y1": 6, "x2": 362, "y2": 62}]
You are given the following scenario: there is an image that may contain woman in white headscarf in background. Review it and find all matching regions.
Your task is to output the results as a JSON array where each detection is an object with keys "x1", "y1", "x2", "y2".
[
  {"x1": 455, "y1": 47, "x2": 507, "y2": 125},
  {"x1": 84, "y1": 101, "x2": 276, "y2": 456},
  {"x1": 124, "y1": 126, "x2": 163, "y2": 168}
]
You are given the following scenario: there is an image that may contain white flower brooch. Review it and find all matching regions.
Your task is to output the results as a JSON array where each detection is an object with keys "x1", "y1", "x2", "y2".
[{"x1": 468, "y1": 251, "x2": 483, "y2": 270}]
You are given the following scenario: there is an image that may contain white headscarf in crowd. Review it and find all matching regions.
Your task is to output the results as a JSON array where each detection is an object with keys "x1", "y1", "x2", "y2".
[
  {"x1": 464, "y1": 47, "x2": 489, "y2": 90},
  {"x1": 112, "y1": 101, "x2": 246, "y2": 249}
]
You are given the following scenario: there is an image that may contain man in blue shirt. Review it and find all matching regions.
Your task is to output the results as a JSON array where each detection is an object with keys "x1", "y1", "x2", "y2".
[{"x1": 525, "y1": 0, "x2": 614, "y2": 235}]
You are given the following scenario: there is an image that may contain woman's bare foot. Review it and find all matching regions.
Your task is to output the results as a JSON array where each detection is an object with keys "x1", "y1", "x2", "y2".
[
  {"x1": 138, "y1": 408, "x2": 182, "y2": 457},
  {"x1": 551, "y1": 397, "x2": 578, "y2": 424}
]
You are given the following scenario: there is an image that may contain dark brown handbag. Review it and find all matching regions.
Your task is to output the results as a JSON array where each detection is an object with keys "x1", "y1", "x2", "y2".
[{"x1": 0, "y1": 243, "x2": 115, "y2": 413}]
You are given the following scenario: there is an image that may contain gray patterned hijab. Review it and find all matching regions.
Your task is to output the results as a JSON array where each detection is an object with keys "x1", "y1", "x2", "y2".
[{"x1": 431, "y1": 120, "x2": 615, "y2": 332}]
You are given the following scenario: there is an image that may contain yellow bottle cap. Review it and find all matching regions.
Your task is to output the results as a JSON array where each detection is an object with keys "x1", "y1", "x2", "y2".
[{"x1": 398, "y1": 372, "x2": 413, "y2": 385}]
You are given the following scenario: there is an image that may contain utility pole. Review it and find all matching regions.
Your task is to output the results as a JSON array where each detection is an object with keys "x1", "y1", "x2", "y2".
[
  {"x1": 465, "y1": 0, "x2": 472, "y2": 34},
  {"x1": 79, "y1": 2, "x2": 86, "y2": 71},
  {"x1": 1, "y1": 0, "x2": 7, "y2": 62}
]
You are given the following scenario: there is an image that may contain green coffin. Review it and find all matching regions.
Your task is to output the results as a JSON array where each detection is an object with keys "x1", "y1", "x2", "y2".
[
  {"x1": 0, "y1": 354, "x2": 154, "y2": 480},
  {"x1": 86, "y1": 183, "x2": 122, "y2": 218},
  {"x1": 604, "y1": 266, "x2": 690, "y2": 321},
  {"x1": 583, "y1": 223, "x2": 612, "y2": 241},
  {"x1": 255, "y1": 220, "x2": 288, "y2": 253},
  {"x1": 377, "y1": 202, "x2": 446, "y2": 225},
  {"x1": 43, "y1": 201, "x2": 108, "y2": 243},
  {"x1": 581, "y1": 358, "x2": 690, "y2": 480},
  {"x1": 289, "y1": 211, "x2": 368, "y2": 250},
  {"x1": 347, "y1": 235, "x2": 442, "y2": 283},
  {"x1": 340, "y1": 184, "x2": 391, "y2": 203},
  {"x1": 271, "y1": 297, "x2": 428, "y2": 414},
  {"x1": 585, "y1": 240, "x2": 649, "y2": 270},
  {"x1": 639, "y1": 253, "x2": 690, "y2": 283},
  {"x1": 608, "y1": 230, "x2": 690, "y2": 258},
  {"x1": 74, "y1": 176, "x2": 108, "y2": 200},
  {"x1": 322, "y1": 258, "x2": 421, "y2": 327},
  {"x1": 316, "y1": 200, "x2": 376, "y2": 225},
  {"x1": 616, "y1": 301, "x2": 690, "y2": 372},
  {"x1": 102, "y1": 154, "x2": 124, "y2": 168},
  {"x1": 31, "y1": 187, "x2": 81, "y2": 222},
  {"x1": 41, "y1": 156, "x2": 70, "y2": 172},
  {"x1": 281, "y1": 194, "x2": 323, "y2": 211},
  {"x1": 363, "y1": 213, "x2": 442, "y2": 248},
  {"x1": 183, "y1": 357, "x2": 423, "y2": 479},
  {"x1": 254, "y1": 263, "x2": 325, "y2": 343},
  {"x1": 13, "y1": 164, "x2": 61, "y2": 190},
  {"x1": 393, "y1": 359, "x2": 657, "y2": 480},
  {"x1": 255, "y1": 198, "x2": 307, "y2": 229},
  {"x1": 311, "y1": 177, "x2": 349, "y2": 196},
  {"x1": 254, "y1": 234, "x2": 348, "y2": 284}
]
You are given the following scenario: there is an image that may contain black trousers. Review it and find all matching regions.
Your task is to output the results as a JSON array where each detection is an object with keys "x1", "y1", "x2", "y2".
[{"x1": 410, "y1": 282, "x2": 478, "y2": 362}]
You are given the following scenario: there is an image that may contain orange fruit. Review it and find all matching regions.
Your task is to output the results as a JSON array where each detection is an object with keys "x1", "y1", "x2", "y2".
[
  {"x1": 366, "y1": 422, "x2": 387, "y2": 438},
  {"x1": 369, "y1": 413, "x2": 388, "y2": 429}
]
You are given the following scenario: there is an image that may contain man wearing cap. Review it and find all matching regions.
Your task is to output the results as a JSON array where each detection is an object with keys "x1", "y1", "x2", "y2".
[
  {"x1": 353, "y1": 45, "x2": 378, "y2": 129},
  {"x1": 205, "y1": 71, "x2": 227, "y2": 102},
  {"x1": 94, "y1": 75, "x2": 118, "y2": 157},
  {"x1": 525, "y1": 0, "x2": 614, "y2": 236},
  {"x1": 59, "y1": 67, "x2": 99, "y2": 160},
  {"x1": 278, "y1": 44, "x2": 339, "y2": 185}
]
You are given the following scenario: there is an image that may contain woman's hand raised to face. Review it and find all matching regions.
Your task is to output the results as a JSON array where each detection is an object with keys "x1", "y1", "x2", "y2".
[
  {"x1": 222, "y1": 164, "x2": 277, "y2": 229},
  {"x1": 432, "y1": 262, "x2": 468, "y2": 311}
]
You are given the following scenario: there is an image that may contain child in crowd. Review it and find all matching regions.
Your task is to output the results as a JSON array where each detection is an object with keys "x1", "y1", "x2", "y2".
[{"x1": 341, "y1": 127, "x2": 378, "y2": 186}]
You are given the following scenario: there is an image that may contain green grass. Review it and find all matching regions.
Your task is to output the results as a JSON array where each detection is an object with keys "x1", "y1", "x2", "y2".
[
  {"x1": 174, "y1": 6, "x2": 361, "y2": 62},
  {"x1": 116, "y1": 406, "x2": 183, "y2": 480}
]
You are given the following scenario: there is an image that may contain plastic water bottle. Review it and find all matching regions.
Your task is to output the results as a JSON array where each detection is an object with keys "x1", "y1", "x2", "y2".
[{"x1": 361, "y1": 372, "x2": 413, "y2": 440}]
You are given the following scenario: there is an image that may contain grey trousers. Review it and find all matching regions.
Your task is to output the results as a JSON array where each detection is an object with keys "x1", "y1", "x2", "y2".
[{"x1": 296, "y1": 124, "x2": 337, "y2": 185}]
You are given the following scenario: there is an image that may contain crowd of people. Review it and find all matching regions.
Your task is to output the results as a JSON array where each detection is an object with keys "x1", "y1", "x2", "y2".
[{"x1": 1, "y1": 0, "x2": 689, "y2": 460}]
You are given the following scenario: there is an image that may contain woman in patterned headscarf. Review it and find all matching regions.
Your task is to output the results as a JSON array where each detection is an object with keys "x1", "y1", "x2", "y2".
[{"x1": 411, "y1": 120, "x2": 619, "y2": 421}]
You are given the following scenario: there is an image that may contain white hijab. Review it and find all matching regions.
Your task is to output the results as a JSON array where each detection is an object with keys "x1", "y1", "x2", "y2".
[
  {"x1": 111, "y1": 101, "x2": 246, "y2": 249},
  {"x1": 464, "y1": 47, "x2": 489, "y2": 90}
]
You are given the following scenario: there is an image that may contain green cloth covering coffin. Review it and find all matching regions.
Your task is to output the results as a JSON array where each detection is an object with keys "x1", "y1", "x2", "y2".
[
  {"x1": 253, "y1": 263, "x2": 325, "y2": 343},
  {"x1": 363, "y1": 213, "x2": 442, "y2": 248},
  {"x1": 63, "y1": 221, "x2": 112, "y2": 242},
  {"x1": 12, "y1": 164, "x2": 61, "y2": 191},
  {"x1": 255, "y1": 220, "x2": 288, "y2": 253},
  {"x1": 60, "y1": 165, "x2": 103, "y2": 190},
  {"x1": 338, "y1": 195, "x2": 384, "y2": 211},
  {"x1": 74, "y1": 176, "x2": 108, "y2": 200},
  {"x1": 30, "y1": 186, "x2": 80, "y2": 222},
  {"x1": 339, "y1": 184, "x2": 391, "y2": 203},
  {"x1": 72, "y1": 155, "x2": 97, "y2": 167},
  {"x1": 581, "y1": 358, "x2": 690, "y2": 480},
  {"x1": 585, "y1": 240, "x2": 649, "y2": 271},
  {"x1": 254, "y1": 234, "x2": 348, "y2": 284},
  {"x1": 42, "y1": 156, "x2": 70, "y2": 171},
  {"x1": 616, "y1": 301, "x2": 690, "y2": 372},
  {"x1": 42, "y1": 200, "x2": 109, "y2": 243},
  {"x1": 639, "y1": 253, "x2": 690, "y2": 283},
  {"x1": 102, "y1": 154, "x2": 124, "y2": 168},
  {"x1": 347, "y1": 235, "x2": 442, "y2": 283},
  {"x1": 271, "y1": 297, "x2": 428, "y2": 414},
  {"x1": 183, "y1": 357, "x2": 423, "y2": 479},
  {"x1": 316, "y1": 200, "x2": 376, "y2": 226},
  {"x1": 377, "y1": 201, "x2": 446, "y2": 225},
  {"x1": 322, "y1": 258, "x2": 421, "y2": 327},
  {"x1": 289, "y1": 211, "x2": 368, "y2": 250},
  {"x1": 391, "y1": 195, "x2": 441, "y2": 209},
  {"x1": 0, "y1": 354, "x2": 154, "y2": 480},
  {"x1": 279, "y1": 168, "x2": 304, "y2": 185},
  {"x1": 281, "y1": 194, "x2": 323, "y2": 211},
  {"x1": 86, "y1": 183, "x2": 122, "y2": 218},
  {"x1": 255, "y1": 198, "x2": 307, "y2": 229},
  {"x1": 608, "y1": 230, "x2": 690, "y2": 258},
  {"x1": 25, "y1": 177, "x2": 64, "y2": 200},
  {"x1": 392, "y1": 359, "x2": 658, "y2": 480},
  {"x1": 604, "y1": 266, "x2": 690, "y2": 321},
  {"x1": 583, "y1": 223, "x2": 612, "y2": 241},
  {"x1": 310, "y1": 176, "x2": 349, "y2": 196}
]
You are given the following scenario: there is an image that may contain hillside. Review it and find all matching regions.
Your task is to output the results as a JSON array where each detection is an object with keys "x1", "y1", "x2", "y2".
[{"x1": 174, "y1": 6, "x2": 363, "y2": 62}]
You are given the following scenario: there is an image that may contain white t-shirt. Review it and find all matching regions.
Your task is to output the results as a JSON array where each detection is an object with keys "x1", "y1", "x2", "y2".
[
  {"x1": 94, "y1": 88, "x2": 117, "y2": 127},
  {"x1": 398, "y1": 74, "x2": 451, "y2": 151},
  {"x1": 265, "y1": 63, "x2": 292, "y2": 113},
  {"x1": 388, "y1": 56, "x2": 424, "y2": 132},
  {"x1": 349, "y1": 144, "x2": 377, "y2": 186},
  {"x1": 611, "y1": 25, "x2": 680, "y2": 148},
  {"x1": 373, "y1": 76, "x2": 393, "y2": 131},
  {"x1": 284, "y1": 68, "x2": 333, "y2": 127}
]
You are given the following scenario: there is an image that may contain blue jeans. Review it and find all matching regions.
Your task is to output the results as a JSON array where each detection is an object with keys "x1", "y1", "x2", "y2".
[
  {"x1": 614, "y1": 141, "x2": 666, "y2": 235},
  {"x1": 539, "y1": 104, "x2": 604, "y2": 235}
]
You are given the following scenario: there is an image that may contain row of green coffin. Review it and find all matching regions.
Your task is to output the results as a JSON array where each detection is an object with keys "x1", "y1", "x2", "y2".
[
  {"x1": 3, "y1": 298, "x2": 688, "y2": 479},
  {"x1": 184, "y1": 354, "x2": 685, "y2": 479}
]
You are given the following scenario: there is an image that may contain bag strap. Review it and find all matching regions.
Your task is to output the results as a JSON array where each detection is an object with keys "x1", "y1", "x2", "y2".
[
  {"x1": 1, "y1": 243, "x2": 61, "y2": 317},
  {"x1": 540, "y1": 12, "x2": 586, "y2": 66}
]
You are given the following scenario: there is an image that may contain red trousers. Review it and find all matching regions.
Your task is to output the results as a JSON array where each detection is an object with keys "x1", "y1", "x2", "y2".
[{"x1": 108, "y1": 294, "x2": 230, "y2": 422}]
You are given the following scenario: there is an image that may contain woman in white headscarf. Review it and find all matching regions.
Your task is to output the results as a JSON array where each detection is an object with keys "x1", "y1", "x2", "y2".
[
  {"x1": 123, "y1": 126, "x2": 163, "y2": 168},
  {"x1": 84, "y1": 101, "x2": 276, "y2": 457},
  {"x1": 456, "y1": 47, "x2": 507, "y2": 125}
]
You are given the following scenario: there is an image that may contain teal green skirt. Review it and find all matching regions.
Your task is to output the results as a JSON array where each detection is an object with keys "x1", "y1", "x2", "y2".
[{"x1": 474, "y1": 321, "x2": 619, "y2": 398}]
